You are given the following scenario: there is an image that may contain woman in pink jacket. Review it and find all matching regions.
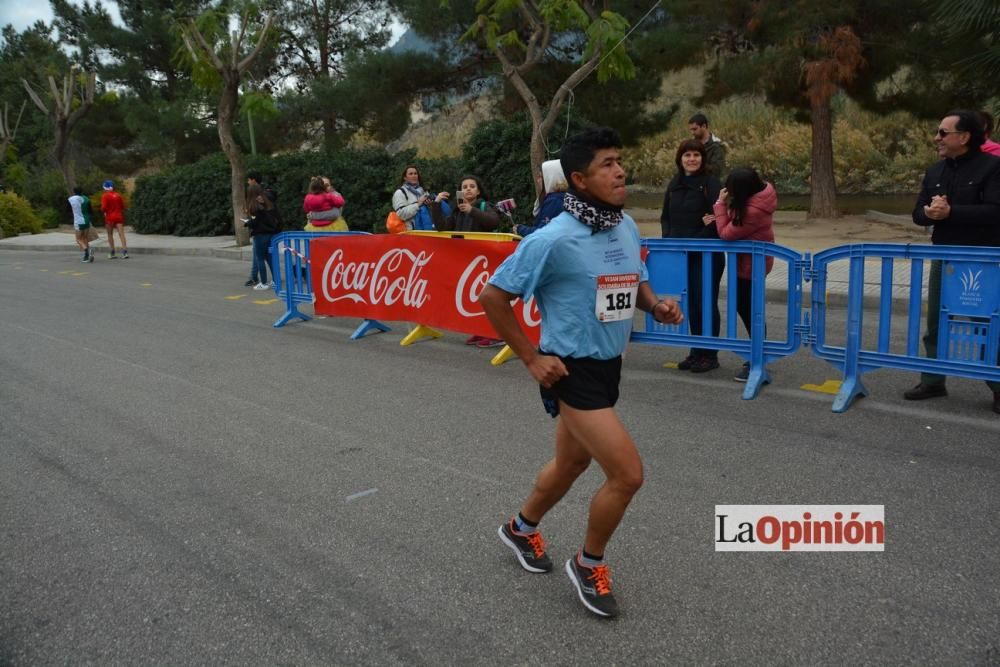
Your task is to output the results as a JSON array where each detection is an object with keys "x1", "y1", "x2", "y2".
[{"x1": 710, "y1": 167, "x2": 776, "y2": 381}]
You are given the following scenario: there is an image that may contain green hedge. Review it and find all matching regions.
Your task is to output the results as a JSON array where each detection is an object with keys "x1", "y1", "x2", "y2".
[
  {"x1": 0, "y1": 192, "x2": 44, "y2": 238},
  {"x1": 131, "y1": 149, "x2": 470, "y2": 236},
  {"x1": 130, "y1": 114, "x2": 587, "y2": 236}
]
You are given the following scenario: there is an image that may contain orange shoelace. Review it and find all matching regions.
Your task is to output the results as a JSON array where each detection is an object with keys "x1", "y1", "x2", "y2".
[
  {"x1": 526, "y1": 531, "x2": 547, "y2": 558},
  {"x1": 586, "y1": 564, "x2": 612, "y2": 596}
]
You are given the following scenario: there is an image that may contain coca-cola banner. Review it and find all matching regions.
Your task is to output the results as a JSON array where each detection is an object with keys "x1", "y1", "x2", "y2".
[{"x1": 310, "y1": 234, "x2": 540, "y2": 342}]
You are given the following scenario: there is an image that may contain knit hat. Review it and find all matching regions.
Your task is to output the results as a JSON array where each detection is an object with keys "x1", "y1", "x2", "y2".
[{"x1": 102, "y1": 180, "x2": 114, "y2": 191}]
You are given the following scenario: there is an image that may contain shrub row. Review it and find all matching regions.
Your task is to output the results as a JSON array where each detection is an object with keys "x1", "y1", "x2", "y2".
[
  {"x1": 0, "y1": 192, "x2": 44, "y2": 238},
  {"x1": 130, "y1": 115, "x2": 556, "y2": 236}
]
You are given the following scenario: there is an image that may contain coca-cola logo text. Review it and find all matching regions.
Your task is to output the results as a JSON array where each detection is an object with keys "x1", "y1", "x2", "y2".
[{"x1": 321, "y1": 248, "x2": 432, "y2": 308}]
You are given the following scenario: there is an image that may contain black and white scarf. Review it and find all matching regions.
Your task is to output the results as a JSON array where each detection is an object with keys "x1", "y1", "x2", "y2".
[{"x1": 563, "y1": 191, "x2": 624, "y2": 234}]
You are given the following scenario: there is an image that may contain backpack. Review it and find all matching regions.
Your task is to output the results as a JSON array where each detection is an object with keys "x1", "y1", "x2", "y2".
[{"x1": 386, "y1": 210, "x2": 406, "y2": 234}]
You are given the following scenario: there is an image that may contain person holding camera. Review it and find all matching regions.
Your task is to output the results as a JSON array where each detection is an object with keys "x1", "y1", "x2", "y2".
[
  {"x1": 245, "y1": 183, "x2": 280, "y2": 290},
  {"x1": 430, "y1": 175, "x2": 500, "y2": 234},
  {"x1": 391, "y1": 166, "x2": 450, "y2": 231}
]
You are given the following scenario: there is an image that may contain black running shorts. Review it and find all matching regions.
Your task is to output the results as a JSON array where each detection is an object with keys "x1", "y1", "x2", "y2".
[{"x1": 538, "y1": 352, "x2": 622, "y2": 418}]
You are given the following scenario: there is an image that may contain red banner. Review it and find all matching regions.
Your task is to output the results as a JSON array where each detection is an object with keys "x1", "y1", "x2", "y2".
[{"x1": 310, "y1": 234, "x2": 540, "y2": 342}]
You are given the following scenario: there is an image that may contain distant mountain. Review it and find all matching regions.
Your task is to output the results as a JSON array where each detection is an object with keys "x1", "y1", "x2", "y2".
[{"x1": 389, "y1": 29, "x2": 435, "y2": 55}]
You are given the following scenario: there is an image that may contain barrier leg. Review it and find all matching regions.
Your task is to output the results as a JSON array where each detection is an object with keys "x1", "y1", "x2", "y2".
[
  {"x1": 273, "y1": 303, "x2": 311, "y2": 328},
  {"x1": 490, "y1": 345, "x2": 516, "y2": 366},
  {"x1": 400, "y1": 324, "x2": 442, "y2": 346},
  {"x1": 832, "y1": 375, "x2": 868, "y2": 413},
  {"x1": 351, "y1": 319, "x2": 391, "y2": 339},
  {"x1": 741, "y1": 366, "x2": 772, "y2": 400}
]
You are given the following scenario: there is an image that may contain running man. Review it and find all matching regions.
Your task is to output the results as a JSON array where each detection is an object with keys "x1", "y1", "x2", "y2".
[
  {"x1": 480, "y1": 127, "x2": 683, "y2": 618},
  {"x1": 100, "y1": 180, "x2": 128, "y2": 258},
  {"x1": 68, "y1": 186, "x2": 94, "y2": 263}
]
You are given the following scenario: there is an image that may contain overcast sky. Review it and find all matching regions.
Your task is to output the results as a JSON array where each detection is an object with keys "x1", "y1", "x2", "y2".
[{"x1": 1, "y1": 2, "x2": 403, "y2": 43}]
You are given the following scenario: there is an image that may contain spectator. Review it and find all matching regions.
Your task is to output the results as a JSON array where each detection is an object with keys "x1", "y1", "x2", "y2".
[
  {"x1": 431, "y1": 175, "x2": 500, "y2": 233},
  {"x1": 247, "y1": 171, "x2": 277, "y2": 203},
  {"x1": 711, "y1": 167, "x2": 776, "y2": 381},
  {"x1": 68, "y1": 186, "x2": 94, "y2": 263},
  {"x1": 905, "y1": 109, "x2": 1000, "y2": 414},
  {"x1": 392, "y1": 165, "x2": 450, "y2": 231},
  {"x1": 516, "y1": 159, "x2": 567, "y2": 237},
  {"x1": 246, "y1": 183, "x2": 280, "y2": 290},
  {"x1": 100, "y1": 180, "x2": 128, "y2": 259},
  {"x1": 432, "y1": 174, "x2": 504, "y2": 347},
  {"x1": 688, "y1": 112, "x2": 727, "y2": 179},
  {"x1": 977, "y1": 110, "x2": 1000, "y2": 156},
  {"x1": 661, "y1": 138, "x2": 724, "y2": 373},
  {"x1": 303, "y1": 176, "x2": 346, "y2": 231}
]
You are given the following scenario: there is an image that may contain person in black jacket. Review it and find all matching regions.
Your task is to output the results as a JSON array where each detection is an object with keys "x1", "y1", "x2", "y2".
[
  {"x1": 661, "y1": 139, "x2": 724, "y2": 373},
  {"x1": 905, "y1": 109, "x2": 1000, "y2": 414},
  {"x1": 246, "y1": 183, "x2": 281, "y2": 290},
  {"x1": 431, "y1": 174, "x2": 500, "y2": 233}
]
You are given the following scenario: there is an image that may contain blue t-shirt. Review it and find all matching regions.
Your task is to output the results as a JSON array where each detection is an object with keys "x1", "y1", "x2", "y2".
[{"x1": 489, "y1": 210, "x2": 648, "y2": 360}]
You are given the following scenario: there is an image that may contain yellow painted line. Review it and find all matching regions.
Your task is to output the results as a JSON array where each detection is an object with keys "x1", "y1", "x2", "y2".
[
  {"x1": 58, "y1": 270, "x2": 74, "y2": 275},
  {"x1": 224, "y1": 295, "x2": 247, "y2": 301},
  {"x1": 40, "y1": 269, "x2": 49, "y2": 272},
  {"x1": 71, "y1": 272, "x2": 88, "y2": 276},
  {"x1": 141, "y1": 283, "x2": 152, "y2": 287},
  {"x1": 801, "y1": 379, "x2": 842, "y2": 395},
  {"x1": 253, "y1": 298, "x2": 279, "y2": 305},
  {"x1": 662, "y1": 361, "x2": 679, "y2": 369}
]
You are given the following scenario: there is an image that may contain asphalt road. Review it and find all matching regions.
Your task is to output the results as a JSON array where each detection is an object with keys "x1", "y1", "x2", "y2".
[{"x1": 1, "y1": 251, "x2": 998, "y2": 666}]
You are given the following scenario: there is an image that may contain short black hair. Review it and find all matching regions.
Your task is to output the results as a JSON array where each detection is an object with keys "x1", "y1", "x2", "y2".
[
  {"x1": 560, "y1": 127, "x2": 623, "y2": 183},
  {"x1": 247, "y1": 171, "x2": 263, "y2": 184},
  {"x1": 72, "y1": 186, "x2": 83, "y2": 195},
  {"x1": 945, "y1": 109, "x2": 986, "y2": 151},
  {"x1": 688, "y1": 113, "x2": 709, "y2": 126}
]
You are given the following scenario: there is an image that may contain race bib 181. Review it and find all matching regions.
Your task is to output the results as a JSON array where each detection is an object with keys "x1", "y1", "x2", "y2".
[{"x1": 596, "y1": 273, "x2": 639, "y2": 322}]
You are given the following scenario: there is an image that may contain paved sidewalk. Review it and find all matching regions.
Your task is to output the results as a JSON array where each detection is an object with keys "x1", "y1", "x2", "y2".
[{"x1": 0, "y1": 226, "x2": 253, "y2": 261}]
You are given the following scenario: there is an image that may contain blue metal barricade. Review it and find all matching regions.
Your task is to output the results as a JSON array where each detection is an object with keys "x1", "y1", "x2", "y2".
[
  {"x1": 269, "y1": 231, "x2": 389, "y2": 337},
  {"x1": 634, "y1": 239, "x2": 806, "y2": 399},
  {"x1": 811, "y1": 243, "x2": 1000, "y2": 412},
  {"x1": 265, "y1": 232, "x2": 998, "y2": 413}
]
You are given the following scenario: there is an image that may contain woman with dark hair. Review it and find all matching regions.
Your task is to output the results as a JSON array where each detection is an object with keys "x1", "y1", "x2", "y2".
[
  {"x1": 245, "y1": 183, "x2": 280, "y2": 290},
  {"x1": 660, "y1": 138, "x2": 724, "y2": 373},
  {"x1": 432, "y1": 174, "x2": 503, "y2": 347},
  {"x1": 431, "y1": 174, "x2": 500, "y2": 233},
  {"x1": 711, "y1": 167, "x2": 777, "y2": 381},
  {"x1": 391, "y1": 165, "x2": 450, "y2": 231}
]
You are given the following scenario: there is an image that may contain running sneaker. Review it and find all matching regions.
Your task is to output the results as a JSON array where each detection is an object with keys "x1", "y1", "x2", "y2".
[
  {"x1": 498, "y1": 519, "x2": 552, "y2": 573},
  {"x1": 465, "y1": 335, "x2": 485, "y2": 345},
  {"x1": 476, "y1": 337, "x2": 505, "y2": 348},
  {"x1": 565, "y1": 556, "x2": 619, "y2": 618},
  {"x1": 108, "y1": 251, "x2": 117, "y2": 259},
  {"x1": 88, "y1": 252, "x2": 95, "y2": 263},
  {"x1": 81, "y1": 254, "x2": 89, "y2": 263},
  {"x1": 253, "y1": 282, "x2": 269, "y2": 290},
  {"x1": 244, "y1": 279, "x2": 256, "y2": 287},
  {"x1": 121, "y1": 250, "x2": 129, "y2": 258},
  {"x1": 268, "y1": 281, "x2": 276, "y2": 289}
]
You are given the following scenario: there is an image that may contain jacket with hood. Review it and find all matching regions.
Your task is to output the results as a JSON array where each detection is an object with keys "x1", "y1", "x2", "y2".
[
  {"x1": 703, "y1": 134, "x2": 727, "y2": 179},
  {"x1": 713, "y1": 182, "x2": 777, "y2": 279},
  {"x1": 518, "y1": 159, "x2": 567, "y2": 237}
]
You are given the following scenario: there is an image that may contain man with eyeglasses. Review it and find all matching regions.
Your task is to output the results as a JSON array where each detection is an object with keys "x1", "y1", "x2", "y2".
[{"x1": 906, "y1": 109, "x2": 1000, "y2": 414}]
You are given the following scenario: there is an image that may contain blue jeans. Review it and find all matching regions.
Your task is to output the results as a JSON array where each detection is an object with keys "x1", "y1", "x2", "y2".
[{"x1": 251, "y1": 234, "x2": 274, "y2": 284}]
